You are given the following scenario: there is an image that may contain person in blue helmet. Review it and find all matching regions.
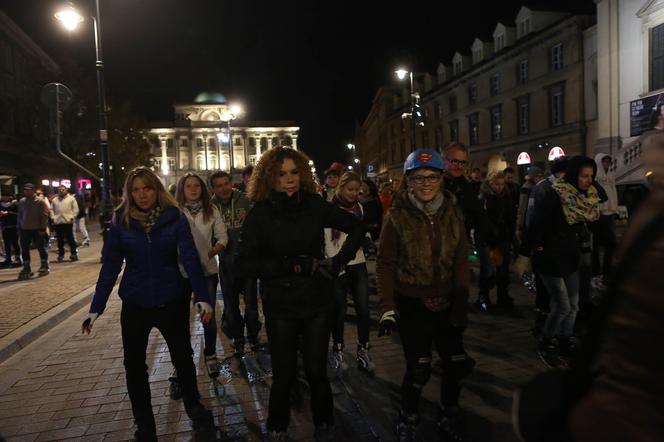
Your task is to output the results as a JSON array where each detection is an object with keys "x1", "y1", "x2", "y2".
[{"x1": 377, "y1": 148, "x2": 473, "y2": 442}]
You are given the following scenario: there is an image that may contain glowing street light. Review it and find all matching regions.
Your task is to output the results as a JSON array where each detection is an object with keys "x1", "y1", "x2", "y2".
[
  {"x1": 54, "y1": 4, "x2": 84, "y2": 31},
  {"x1": 394, "y1": 67, "x2": 418, "y2": 151}
]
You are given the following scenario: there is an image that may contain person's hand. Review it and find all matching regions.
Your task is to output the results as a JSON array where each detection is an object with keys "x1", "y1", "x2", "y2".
[
  {"x1": 489, "y1": 248, "x2": 503, "y2": 267},
  {"x1": 195, "y1": 302, "x2": 213, "y2": 324},
  {"x1": 378, "y1": 310, "x2": 398, "y2": 337},
  {"x1": 511, "y1": 254, "x2": 530, "y2": 278},
  {"x1": 316, "y1": 257, "x2": 341, "y2": 280},
  {"x1": 207, "y1": 249, "x2": 216, "y2": 260},
  {"x1": 81, "y1": 313, "x2": 99, "y2": 334}
]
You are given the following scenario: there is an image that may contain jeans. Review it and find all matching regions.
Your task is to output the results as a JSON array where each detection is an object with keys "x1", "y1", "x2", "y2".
[
  {"x1": 397, "y1": 295, "x2": 467, "y2": 414},
  {"x1": 540, "y1": 272, "x2": 579, "y2": 338},
  {"x1": 121, "y1": 297, "x2": 201, "y2": 433},
  {"x1": 74, "y1": 217, "x2": 89, "y2": 243},
  {"x1": 54, "y1": 223, "x2": 77, "y2": 257},
  {"x1": 19, "y1": 230, "x2": 48, "y2": 265},
  {"x1": 332, "y1": 263, "x2": 370, "y2": 345},
  {"x1": 182, "y1": 275, "x2": 219, "y2": 355},
  {"x1": 477, "y1": 240, "x2": 510, "y2": 301},
  {"x1": 219, "y1": 257, "x2": 261, "y2": 339},
  {"x1": 265, "y1": 309, "x2": 333, "y2": 431}
]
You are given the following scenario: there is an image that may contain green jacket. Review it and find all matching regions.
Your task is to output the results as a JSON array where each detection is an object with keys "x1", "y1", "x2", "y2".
[{"x1": 211, "y1": 190, "x2": 252, "y2": 263}]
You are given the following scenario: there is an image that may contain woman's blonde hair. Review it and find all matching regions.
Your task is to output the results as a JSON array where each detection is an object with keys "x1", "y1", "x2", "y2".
[
  {"x1": 481, "y1": 171, "x2": 506, "y2": 195},
  {"x1": 335, "y1": 172, "x2": 362, "y2": 195},
  {"x1": 175, "y1": 172, "x2": 213, "y2": 223},
  {"x1": 247, "y1": 147, "x2": 317, "y2": 202},
  {"x1": 117, "y1": 167, "x2": 179, "y2": 225}
]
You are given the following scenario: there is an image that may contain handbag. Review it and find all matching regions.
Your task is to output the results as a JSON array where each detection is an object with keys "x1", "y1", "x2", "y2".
[{"x1": 512, "y1": 211, "x2": 664, "y2": 442}]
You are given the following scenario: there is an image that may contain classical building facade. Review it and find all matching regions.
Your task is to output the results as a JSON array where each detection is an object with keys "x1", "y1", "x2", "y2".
[
  {"x1": 595, "y1": 0, "x2": 664, "y2": 183},
  {"x1": 149, "y1": 102, "x2": 299, "y2": 185},
  {"x1": 354, "y1": 6, "x2": 597, "y2": 181}
]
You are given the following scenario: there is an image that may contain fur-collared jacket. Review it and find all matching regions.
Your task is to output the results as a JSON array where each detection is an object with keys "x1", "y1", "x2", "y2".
[{"x1": 377, "y1": 189, "x2": 469, "y2": 326}]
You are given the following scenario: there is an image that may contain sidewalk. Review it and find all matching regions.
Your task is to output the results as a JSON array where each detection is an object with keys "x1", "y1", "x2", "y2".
[
  {"x1": 0, "y1": 226, "x2": 104, "y2": 362},
  {"x1": 0, "y1": 257, "x2": 544, "y2": 441}
]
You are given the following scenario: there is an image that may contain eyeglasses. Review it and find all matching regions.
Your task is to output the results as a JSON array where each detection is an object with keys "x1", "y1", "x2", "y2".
[
  {"x1": 446, "y1": 158, "x2": 467, "y2": 166},
  {"x1": 409, "y1": 174, "x2": 442, "y2": 184}
]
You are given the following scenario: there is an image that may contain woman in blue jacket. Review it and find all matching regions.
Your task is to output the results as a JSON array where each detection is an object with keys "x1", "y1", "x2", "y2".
[{"x1": 81, "y1": 167, "x2": 215, "y2": 441}]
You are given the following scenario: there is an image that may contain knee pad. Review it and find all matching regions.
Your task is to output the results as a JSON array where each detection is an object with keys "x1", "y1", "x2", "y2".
[{"x1": 406, "y1": 358, "x2": 431, "y2": 389}]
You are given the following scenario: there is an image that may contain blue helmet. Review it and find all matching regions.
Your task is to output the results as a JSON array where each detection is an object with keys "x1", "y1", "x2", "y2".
[{"x1": 403, "y1": 149, "x2": 444, "y2": 175}]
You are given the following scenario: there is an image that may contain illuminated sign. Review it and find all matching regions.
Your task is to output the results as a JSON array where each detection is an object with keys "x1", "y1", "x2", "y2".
[
  {"x1": 548, "y1": 146, "x2": 565, "y2": 161},
  {"x1": 41, "y1": 180, "x2": 50, "y2": 186},
  {"x1": 78, "y1": 179, "x2": 92, "y2": 190},
  {"x1": 61, "y1": 179, "x2": 71, "y2": 188},
  {"x1": 517, "y1": 152, "x2": 531, "y2": 165}
]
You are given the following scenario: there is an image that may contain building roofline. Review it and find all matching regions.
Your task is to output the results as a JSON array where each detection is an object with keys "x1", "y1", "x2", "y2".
[{"x1": 0, "y1": 10, "x2": 60, "y2": 74}]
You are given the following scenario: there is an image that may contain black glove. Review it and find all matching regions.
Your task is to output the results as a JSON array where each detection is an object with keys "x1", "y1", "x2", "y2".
[
  {"x1": 378, "y1": 310, "x2": 398, "y2": 337},
  {"x1": 285, "y1": 255, "x2": 317, "y2": 275},
  {"x1": 316, "y1": 257, "x2": 342, "y2": 280}
]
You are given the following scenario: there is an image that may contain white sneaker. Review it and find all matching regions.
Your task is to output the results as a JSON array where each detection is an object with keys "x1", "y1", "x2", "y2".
[{"x1": 330, "y1": 343, "x2": 348, "y2": 371}]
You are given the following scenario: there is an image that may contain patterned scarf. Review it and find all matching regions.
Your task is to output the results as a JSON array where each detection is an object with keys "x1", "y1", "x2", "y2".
[
  {"x1": 407, "y1": 189, "x2": 444, "y2": 217},
  {"x1": 184, "y1": 201, "x2": 203, "y2": 216},
  {"x1": 129, "y1": 206, "x2": 162, "y2": 233},
  {"x1": 331, "y1": 194, "x2": 362, "y2": 242},
  {"x1": 552, "y1": 179, "x2": 600, "y2": 225}
]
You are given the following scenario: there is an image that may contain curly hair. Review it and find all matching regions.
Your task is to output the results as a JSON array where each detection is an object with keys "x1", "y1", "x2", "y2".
[{"x1": 247, "y1": 147, "x2": 317, "y2": 202}]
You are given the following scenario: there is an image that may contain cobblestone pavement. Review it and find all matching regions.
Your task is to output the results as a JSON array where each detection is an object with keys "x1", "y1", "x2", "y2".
[
  {"x1": 0, "y1": 227, "x2": 103, "y2": 339},
  {"x1": 0, "y1": 255, "x2": 544, "y2": 441}
]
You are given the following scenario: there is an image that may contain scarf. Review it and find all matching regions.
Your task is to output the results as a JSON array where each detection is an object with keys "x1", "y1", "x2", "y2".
[
  {"x1": 184, "y1": 201, "x2": 203, "y2": 216},
  {"x1": 129, "y1": 206, "x2": 161, "y2": 233},
  {"x1": 552, "y1": 179, "x2": 601, "y2": 225},
  {"x1": 407, "y1": 189, "x2": 444, "y2": 218},
  {"x1": 331, "y1": 194, "x2": 363, "y2": 242}
]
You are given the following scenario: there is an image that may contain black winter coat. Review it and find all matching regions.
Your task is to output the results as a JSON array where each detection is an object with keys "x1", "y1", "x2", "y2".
[
  {"x1": 477, "y1": 191, "x2": 516, "y2": 246},
  {"x1": 236, "y1": 191, "x2": 364, "y2": 318}
]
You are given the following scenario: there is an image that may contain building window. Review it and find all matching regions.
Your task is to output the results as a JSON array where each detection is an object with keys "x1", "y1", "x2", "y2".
[
  {"x1": 491, "y1": 105, "x2": 502, "y2": 141},
  {"x1": 235, "y1": 137, "x2": 243, "y2": 145},
  {"x1": 166, "y1": 138, "x2": 174, "y2": 149},
  {"x1": 260, "y1": 137, "x2": 268, "y2": 149},
  {"x1": 549, "y1": 82, "x2": 565, "y2": 127},
  {"x1": 468, "y1": 113, "x2": 479, "y2": 145},
  {"x1": 651, "y1": 23, "x2": 664, "y2": 91},
  {"x1": 495, "y1": 34, "x2": 505, "y2": 51},
  {"x1": 518, "y1": 59, "x2": 529, "y2": 84},
  {"x1": 449, "y1": 95, "x2": 457, "y2": 113},
  {"x1": 435, "y1": 127, "x2": 443, "y2": 151},
  {"x1": 473, "y1": 48, "x2": 483, "y2": 64},
  {"x1": 179, "y1": 151, "x2": 189, "y2": 169},
  {"x1": 551, "y1": 43, "x2": 563, "y2": 71},
  {"x1": 433, "y1": 102, "x2": 442, "y2": 120},
  {"x1": 168, "y1": 158, "x2": 176, "y2": 170},
  {"x1": 490, "y1": 73, "x2": 501, "y2": 96},
  {"x1": 209, "y1": 138, "x2": 216, "y2": 148},
  {"x1": 283, "y1": 136, "x2": 292, "y2": 146},
  {"x1": 518, "y1": 18, "x2": 531, "y2": 38},
  {"x1": 180, "y1": 137, "x2": 189, "y2": 147},
  {"x1": 454, "y1": 61, "x2": 462, "y2": 75},
  {"x1": 196, "y1": 138, "x2": 203, "y2": 148},
  {"x1": 449, "y1": 120, "x2": 459, "y2": 142},
  {"x1": 468, "y1": 84, "x2": 477, "y2": 105},
  {"x1": 516, "y1": 95, "x2": 529, "y2": 135}
]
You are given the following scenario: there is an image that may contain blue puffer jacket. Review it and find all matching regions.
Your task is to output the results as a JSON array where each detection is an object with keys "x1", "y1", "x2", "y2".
[{"x1": 90, "y1": 206, "x2": 210, "y2": 314}]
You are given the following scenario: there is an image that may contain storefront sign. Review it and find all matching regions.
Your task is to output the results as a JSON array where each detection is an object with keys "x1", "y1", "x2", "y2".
[
  {"x1": 630, "y1": 92, "x2": 664, "y2": 137},
  {"x1": 516, "y1": 152, "x2": 531, "y2": 165},
  {"x1": 548, "y1": 146, "x2": 565, "y2": 161}
]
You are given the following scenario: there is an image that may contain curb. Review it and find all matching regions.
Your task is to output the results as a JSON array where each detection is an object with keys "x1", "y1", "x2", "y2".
[{"x1": 0, "y1": 283, "x2": 96, "y2": 364}]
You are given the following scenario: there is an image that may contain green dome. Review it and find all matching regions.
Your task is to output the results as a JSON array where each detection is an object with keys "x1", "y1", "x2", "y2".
[{"x1": 194, "y1": 92, "x2": 227, "y2": 104}]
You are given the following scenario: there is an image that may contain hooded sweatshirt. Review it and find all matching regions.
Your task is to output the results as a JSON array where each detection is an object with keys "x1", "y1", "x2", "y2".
[{"x1": 594, "y1": 153, "x2": 619, "y2": 215}]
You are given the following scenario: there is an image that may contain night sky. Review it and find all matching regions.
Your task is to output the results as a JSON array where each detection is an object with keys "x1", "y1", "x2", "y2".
[{"x1": 2, "y1": 0, "x2": 594, "y2": 173}]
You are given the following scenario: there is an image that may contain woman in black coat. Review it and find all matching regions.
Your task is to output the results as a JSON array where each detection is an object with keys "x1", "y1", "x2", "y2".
[{"x1": 236, "y1": 147, "x2": 364, "y2": 440}]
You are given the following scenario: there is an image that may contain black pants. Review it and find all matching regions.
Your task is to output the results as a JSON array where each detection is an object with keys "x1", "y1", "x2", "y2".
[
  {"x1": 121, "y1": 297, "x2": 201, "y2": 432},
  {"x1": 397, "y1": 295, "x2": 467, "y2": 415},
  {"x1": 54, "y1": 223, "x2": 77, "y2": 257},
  {"x1": 2, "y1": 227, "x2": 19, "y2": 261},
  {"x1": 592, "y1": 214, "x2": 617, "y2": 276},
  {"x1": 265, "y1": 309, "x2": 333, "y2": 431},
  {"x1": 332, "y1": 263, "x2": 370, "y2": 345},
  {"x1": 19, "y1": 229, "x2": 48, "y2": 264},
  {"x1": 219, "y1": 257, "x2": 261, "y2": 339}
]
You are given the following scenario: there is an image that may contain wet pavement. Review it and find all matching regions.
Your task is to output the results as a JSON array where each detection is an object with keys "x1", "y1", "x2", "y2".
[{"x1": 0, "y1": 254, "x2": 544, "y2": 441}]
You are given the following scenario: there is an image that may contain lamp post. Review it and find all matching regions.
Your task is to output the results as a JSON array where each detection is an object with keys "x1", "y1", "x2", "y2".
[
  {"x1": 220, "y1": 104, "x2": 243, "y2": 172},
  {"x1": 55, "y1": 1, "x2": 112, "y2": 233},
  {"x1": 347, "y1": 143, "x2": 360, "y2": 177},
  {"x1": 395, "y1": 68, "x2": 419, "y2": 151}
]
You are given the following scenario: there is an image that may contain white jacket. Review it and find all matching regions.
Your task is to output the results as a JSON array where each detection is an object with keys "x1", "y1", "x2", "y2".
[
  {"x1": 324, "y1": 204, "x2": 366, "y2": 271},
  {"x1": 180, "y1": 205, "x2": 228, "y2": 276},
  {"x1": 51, "y1": 194, "x2": 79, "y2": 224},
  {"x1": 594, "y1": 153, "x2": 619, "y2": 215}
]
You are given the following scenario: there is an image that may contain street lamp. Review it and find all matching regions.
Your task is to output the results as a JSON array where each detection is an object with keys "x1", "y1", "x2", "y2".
[
  {"x1": 394, "y1": 67, "x2": 418, "y2": 151},
  {"x1": 55, "y1": 1, "x2": 112, "y2": 235},
  {"x1": 220, "y1": 104, "x2": 243, "y2": 171}
]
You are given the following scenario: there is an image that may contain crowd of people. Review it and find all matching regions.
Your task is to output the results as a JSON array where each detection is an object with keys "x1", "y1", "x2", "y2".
[{"x1": 3, "y1": 137, "x2": 653, "y2": 441}]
